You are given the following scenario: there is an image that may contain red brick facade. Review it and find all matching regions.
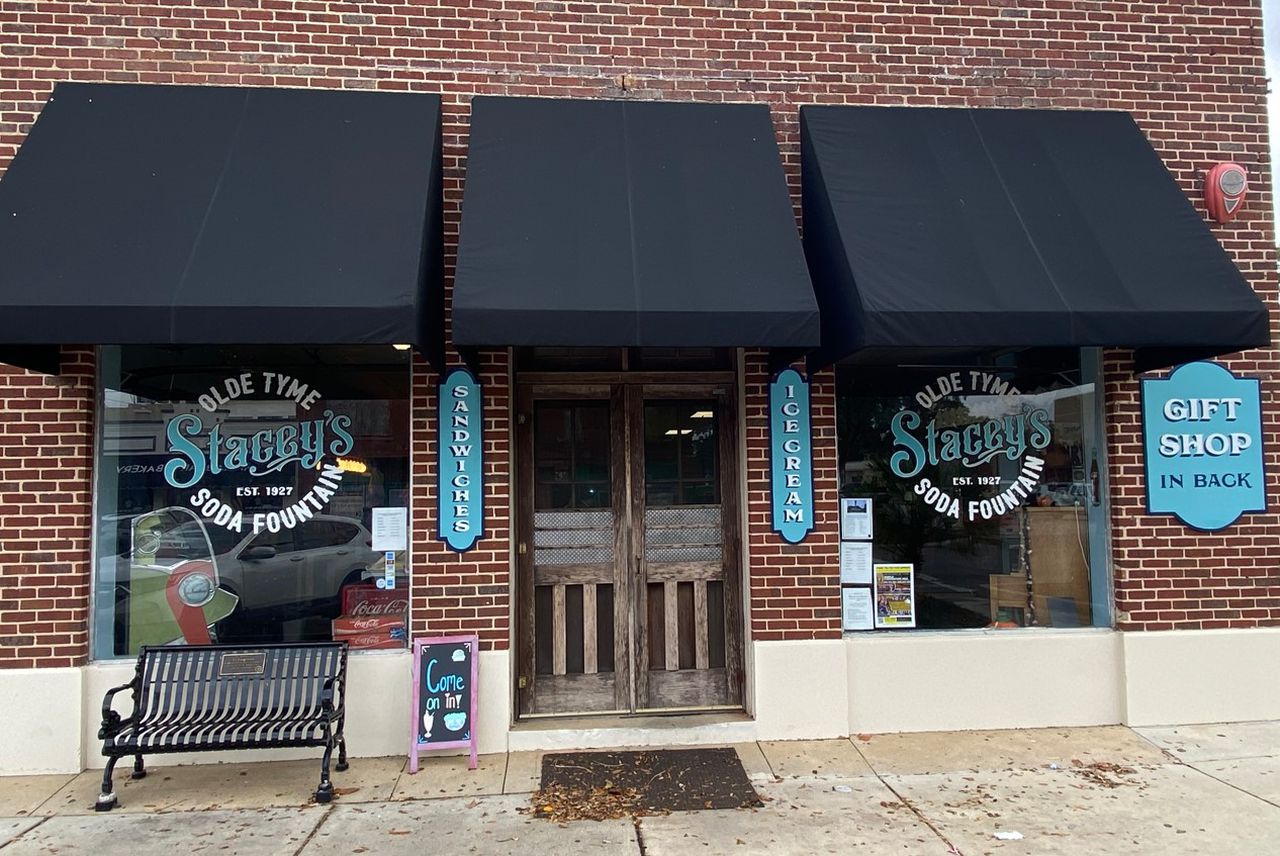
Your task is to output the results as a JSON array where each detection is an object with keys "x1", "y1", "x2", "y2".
[
  {"x1": 411, "y1": 350, "x2": 512, "y2": 650},
  {"x1": 0, "y1": 1, "x2": 1276, "y2": 666},
  {"x1": 0, "y1": 349, "x2": 94, "y2": 668}
]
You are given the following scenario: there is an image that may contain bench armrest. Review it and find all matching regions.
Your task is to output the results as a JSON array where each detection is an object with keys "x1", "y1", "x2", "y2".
[
  {"x1": 98, "y1": 680, "x2": 137, "y2": 740},
  {"x1": 320, "y1": 675, "x2": 343, "y2": 717}
]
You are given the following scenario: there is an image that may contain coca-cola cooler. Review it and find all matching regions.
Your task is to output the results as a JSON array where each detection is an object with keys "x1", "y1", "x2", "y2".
[{"x1": 333, "y1": 584, "x2": 408, "y2": 649}]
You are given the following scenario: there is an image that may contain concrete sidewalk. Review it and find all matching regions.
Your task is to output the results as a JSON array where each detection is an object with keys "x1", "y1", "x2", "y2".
[{"x1": 0, "y1": 723, "x2": 1277, "y2": 854}]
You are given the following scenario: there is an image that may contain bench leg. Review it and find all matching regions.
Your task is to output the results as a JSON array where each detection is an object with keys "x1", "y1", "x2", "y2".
[
  {"x1": 96, "y1": 757, "x2": 119, "y2": 811},
  {"x1": 315, "y1": 742, "x2": 335, "y2": 804},
  {"x1": 335, "y1": 735, "x2": 348, "y2": 773},
  {"x1": 131, "y1": 755, "x2": 146, "y2": 780}
]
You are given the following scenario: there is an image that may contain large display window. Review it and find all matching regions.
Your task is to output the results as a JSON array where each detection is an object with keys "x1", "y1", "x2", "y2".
[
  {"x1": 836, "y1": 349, "x2": 1112, "y2": 630},
  {"x1": 92, "y1": 346, "x2": 411, "y2": 659}
]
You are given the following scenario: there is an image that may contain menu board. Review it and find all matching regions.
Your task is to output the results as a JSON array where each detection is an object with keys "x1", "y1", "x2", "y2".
[{"x1": 409, "y1": 635, "x2": 478, "y2": 772}]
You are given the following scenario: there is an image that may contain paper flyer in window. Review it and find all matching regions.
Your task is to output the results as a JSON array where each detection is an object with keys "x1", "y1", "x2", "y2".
[
  {"x1": 371, "y1": 506, "x2": 409, "y2": 552},
  {"x1": 839, "y1": 540, "x2": 873, "y2": 585},
  {"x1": 840, "y1": 497, "x2": 873, "y2": 540},
  {"x1": 873, "y1": 563, "x2": 916, "y2": 629},
  {"x1": 841, "y1": 586, "x2": 874, "y2": 631}
]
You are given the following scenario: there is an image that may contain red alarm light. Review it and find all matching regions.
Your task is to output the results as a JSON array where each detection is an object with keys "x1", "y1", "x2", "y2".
[{"x1": 1204, "y1": 162, "x2": 1248, "y2": 223}]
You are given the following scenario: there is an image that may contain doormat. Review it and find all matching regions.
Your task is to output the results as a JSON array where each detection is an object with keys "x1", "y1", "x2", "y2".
[{"x1": 530, "y1": 748, "x2": 761, "y2": 822}]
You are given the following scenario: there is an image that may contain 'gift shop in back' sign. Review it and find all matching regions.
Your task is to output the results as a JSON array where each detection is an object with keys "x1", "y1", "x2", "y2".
[{"x1": 1141, "y1": 361, "x2": 1265, "y2": 531}]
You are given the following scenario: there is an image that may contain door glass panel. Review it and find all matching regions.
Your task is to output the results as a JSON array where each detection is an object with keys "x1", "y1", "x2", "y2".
[
  {"x1": 644, "y1": 401, "x2": 719, "y2": 506},
  {"x1": 535, "y1": 402, "x2": 610, "y2": 509}
]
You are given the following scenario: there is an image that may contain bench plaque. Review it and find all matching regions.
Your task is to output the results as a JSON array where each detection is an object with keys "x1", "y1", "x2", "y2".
[{"x1": 218, "y1": 651, "x2": 267, "y2": 677}]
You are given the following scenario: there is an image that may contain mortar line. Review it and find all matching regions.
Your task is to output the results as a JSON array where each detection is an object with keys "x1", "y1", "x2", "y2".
[
  {"x1": 849, "y1": 739, "x2": 965, "y2": 856},
  {"x1": 0, "y1": 816, "x2": 49, "y2": 851}
]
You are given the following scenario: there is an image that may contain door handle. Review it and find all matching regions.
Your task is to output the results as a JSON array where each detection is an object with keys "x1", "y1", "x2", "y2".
[
  {"x1": 335, "y1": 550, "x2": 349, "y2": 556},
  {"x1": 289, "y1": 556, "x2": 304, "y2": 563}
]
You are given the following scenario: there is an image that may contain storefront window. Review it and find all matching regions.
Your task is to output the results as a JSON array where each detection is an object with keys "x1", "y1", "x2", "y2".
[
  {"x1": 92, "y1": 346, "x2": 411, "y2": 658},
  {"x1": 836, "y1": 349, "x2": 1111, "y2": 630}
]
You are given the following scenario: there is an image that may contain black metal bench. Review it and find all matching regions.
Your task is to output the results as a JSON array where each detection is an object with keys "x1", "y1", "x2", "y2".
[{"x1": 97, "y1": 642, "x2": 348, "y2": 810}]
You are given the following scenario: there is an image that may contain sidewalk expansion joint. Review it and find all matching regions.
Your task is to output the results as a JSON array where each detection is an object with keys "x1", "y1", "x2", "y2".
[
  {"x1": 848, "y1": 739, "x2": 966, "y2": 856},
  {"x1": 0, "y1": 816, "x2": 49, "y2": 852},
  {"x1": 288, "y1": 804, "x2": 334, "y2": 856},
  {"x1": 1184, "y1": 762, "x2": 1280, "y2": 812}
]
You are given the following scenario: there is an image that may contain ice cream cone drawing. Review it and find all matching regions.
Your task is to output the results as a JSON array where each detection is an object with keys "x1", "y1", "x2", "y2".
[{"x1": 422, "y1": 710, "x2": 434, "y2": 740}]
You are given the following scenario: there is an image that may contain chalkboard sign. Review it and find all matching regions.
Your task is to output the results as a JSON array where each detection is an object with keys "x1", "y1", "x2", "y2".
[{"x1": 409, "y1": 635, "x2": 478, "y2": 772}]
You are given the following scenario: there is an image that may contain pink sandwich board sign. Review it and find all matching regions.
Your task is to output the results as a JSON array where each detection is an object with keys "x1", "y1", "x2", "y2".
[{"x1": 409, "y1": 635, "x2": 478, "y2": 772}]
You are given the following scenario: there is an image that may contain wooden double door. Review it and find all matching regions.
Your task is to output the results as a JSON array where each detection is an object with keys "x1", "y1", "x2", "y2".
[{"x1": 516, "y1": 381, "x2": 744, "y2": 716}]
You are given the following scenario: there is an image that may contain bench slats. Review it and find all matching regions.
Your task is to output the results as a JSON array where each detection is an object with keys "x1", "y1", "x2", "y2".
[{"x1": 107, "y1": 643, "x2": 346, "y2": 754}]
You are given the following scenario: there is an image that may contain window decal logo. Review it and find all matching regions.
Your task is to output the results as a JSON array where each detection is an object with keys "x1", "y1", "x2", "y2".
[
  {"x1": 891, "y1": 371, "x2": 1052, "y2": 521},
  {"x1": 161, "y1": 372, "x2": 355, "y2": 535}
]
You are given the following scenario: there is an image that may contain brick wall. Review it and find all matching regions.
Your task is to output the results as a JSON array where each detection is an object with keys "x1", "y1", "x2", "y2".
[
  {"x1": 0, "y1": 1, "x2": 1275, "y2": 659},
  {"x1": 745, "y1": 353, "x2": 842, "y2": 639},
  {"x1": 0, "y1": 349, "x2": 94, "y2": 667},
  {"x1": 411, "y1": 350, "x2": 512, "y2": 651}
]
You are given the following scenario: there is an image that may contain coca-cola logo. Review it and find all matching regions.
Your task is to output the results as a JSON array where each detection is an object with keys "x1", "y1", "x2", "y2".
[
  {"x1": 342, "y1": 583, "x2": 407, "y2": 616},
  {"x1": 350, "y1": 599, "x2": 408, "y2": 616},
  {"x1": 346, "y1": 618, "x2": 381, "y2": 631}
]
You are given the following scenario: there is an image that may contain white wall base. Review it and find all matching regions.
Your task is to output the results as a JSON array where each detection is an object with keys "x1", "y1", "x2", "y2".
[
  {"x1": 752, "y1": 638, "x2": 850, "y2": 741},
  {"x1": 10, "y1": 629, "x2": 1280, "y2": 774},
  {"x1": 0, "y1": 668, "x2": 82, "y2": 773},
  {"x1": 846, "y1": 628, "x2": 1123, "y2": 734},
  {"x1": 1122, "y1": 627, "x2": 1280, "y2": 727}
]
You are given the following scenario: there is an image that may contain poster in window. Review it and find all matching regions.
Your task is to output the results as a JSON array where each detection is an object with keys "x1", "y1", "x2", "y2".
[{"x1": 873, "y1": 563, "x2": 916, "y2": 629}]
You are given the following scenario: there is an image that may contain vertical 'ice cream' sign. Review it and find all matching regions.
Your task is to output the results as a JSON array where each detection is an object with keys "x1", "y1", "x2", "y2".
[
  {"x1": 1142, "y1": 361, "x2": 1265, "y2": 531},
  {"x1": 438, "y1": 369, "x2": 484, "y2": 552},
  {"x1": 770, "y1": 368, "x2": 814, "y2": 544}
]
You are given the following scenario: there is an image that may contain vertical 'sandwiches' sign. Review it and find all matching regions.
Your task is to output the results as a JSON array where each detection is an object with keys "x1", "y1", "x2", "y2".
[
  {"x1": 770, "y1": 368, "x2": 814, "y2": 544},
  {"x1": 438, "y1": 368, "x2": 484, "y2": 551},
  {"x1": 1141, "y1": 361, "x2": 1265, "y2": 531},
  {"x1": 409, "y1": 635, "x2": 478, "y2": 772}
]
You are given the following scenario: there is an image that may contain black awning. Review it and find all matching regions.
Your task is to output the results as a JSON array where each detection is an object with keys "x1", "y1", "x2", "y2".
[
  {"x1": 0, "y1": 82, "x2": 444, "y2": 366},
  {"x1": 452, "y1": 97, "x2": 818, "y2": 348},
  {"x1": 800, "y1": 106, "x2": 1271, "y2": 370}
]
